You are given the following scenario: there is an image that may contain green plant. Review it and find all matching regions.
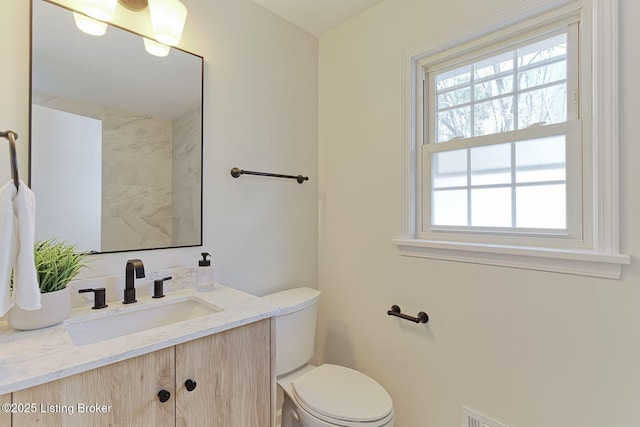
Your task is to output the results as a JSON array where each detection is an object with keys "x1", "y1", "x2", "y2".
[{"x1": 34, "y1": 239, "x2": 90, "y2": 293}]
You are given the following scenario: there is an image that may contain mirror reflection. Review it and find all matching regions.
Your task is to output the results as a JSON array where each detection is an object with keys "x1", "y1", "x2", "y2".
[{"x1": 30, "y1": 0, "x2": 203, "y2": 253}]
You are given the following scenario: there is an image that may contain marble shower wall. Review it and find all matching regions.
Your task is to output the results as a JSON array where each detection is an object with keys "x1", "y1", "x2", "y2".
[
  {"x1": 101, "y1": 111, "x2": 173, "y2": 251},
  {"x1": 32, "y1": 95, "x2": 201, "y2": 251},
  {"x1": 171, "y1": 109, "x2": 202, "y2": 246}
]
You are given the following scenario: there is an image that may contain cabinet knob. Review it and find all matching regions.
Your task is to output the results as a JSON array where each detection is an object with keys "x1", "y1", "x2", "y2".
[
  {"x1": 185, "y1": 379, "x2": 197, "y2": 392},
  {"x1": 158, "y1": 389, "x2": 171, "y2": 403}
]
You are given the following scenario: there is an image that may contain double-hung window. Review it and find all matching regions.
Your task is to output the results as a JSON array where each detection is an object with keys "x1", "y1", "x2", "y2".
[
  {"x1": 395, "y1": 0, "x2": 629, "y2": 278},
  {"x1": 425, "y1": 25, "x2": 580, "y2": 245}
]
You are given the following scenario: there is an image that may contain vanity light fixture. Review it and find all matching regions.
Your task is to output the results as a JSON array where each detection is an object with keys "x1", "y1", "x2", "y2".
[
  {"x1": 117, "y1": 0, "x2": 148, "y2": 11},
  {"x1": 148, "y1": 0, "x2": 188, "y2": 46},
  {"x1": 118, "y1": 0, "x2": 187, "y2": 46},
  {"x1": 74, "y1": 0, "x2": 187, "y2": 52},
  {"x1": 143, "y1": 37, "x2": 171, "y2": 57},
  {"x1": 73, "y1": 12, "x2": 108, "y2": 36}
]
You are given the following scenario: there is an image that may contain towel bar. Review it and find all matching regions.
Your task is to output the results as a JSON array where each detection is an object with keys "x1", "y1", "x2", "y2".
[
  {"x1": 230, "y1": 167, "x2": 309, "y2": 184},
  {"x1": 387, "y1": 305, "x2": 429, "y2": 324},
  {"x1": 1, "y1": 130, "x2": 19, "y2": 191}
]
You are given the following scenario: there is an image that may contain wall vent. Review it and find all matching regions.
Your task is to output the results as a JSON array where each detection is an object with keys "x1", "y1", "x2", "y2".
[{"x1": 462, "y1": 406, "x2": 510, "y2": 427}]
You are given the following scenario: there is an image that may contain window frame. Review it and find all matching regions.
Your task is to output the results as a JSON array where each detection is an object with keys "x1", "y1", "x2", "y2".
[{"x1": 394, "y1": 0, "x2": 629, "y2": 279}]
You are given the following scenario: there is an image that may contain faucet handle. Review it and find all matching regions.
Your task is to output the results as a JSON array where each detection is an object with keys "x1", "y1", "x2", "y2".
[
  {"x1": 79, "y1": 288, "x2": 108, "y2": 309},
  {"x1": 152, "y1": 276, "x2": 172, "y2": 299}
]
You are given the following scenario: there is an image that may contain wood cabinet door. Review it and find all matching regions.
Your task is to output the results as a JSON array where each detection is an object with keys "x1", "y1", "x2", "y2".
[
  {"x1": 12, "y1": 347, "x2": 175, "y2": 427},
  {"x1": 175, "y1": 319, "x2": 273, "y2": 427},
  {"x1": 1, "y1": 393, "x2": 10, "y2": 426}
]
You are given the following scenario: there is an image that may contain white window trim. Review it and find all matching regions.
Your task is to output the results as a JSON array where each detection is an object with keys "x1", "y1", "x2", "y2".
[{"x1": 395, "y1": 0, "x2": 630, "y2": 279}]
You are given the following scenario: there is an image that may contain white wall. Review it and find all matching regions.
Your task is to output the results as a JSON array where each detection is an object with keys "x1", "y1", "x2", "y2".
[
  {"x1": 317, "y1": 0, "x2": 640, "y2": 426},
  {"x1": 31, "y1": 105, "x2": 102, "y2": 251},
  {"x1": 0, "y1": 0, "x2": 318, "y2": 296}
]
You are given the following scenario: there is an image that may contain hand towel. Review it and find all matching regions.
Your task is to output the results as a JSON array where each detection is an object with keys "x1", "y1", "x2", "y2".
[
  {"x1": 0, "y1": 181, "x2": 17, "y2": 315},
  {"x1": 0, "y1": 180, "x2": 40, "y2": 316}
]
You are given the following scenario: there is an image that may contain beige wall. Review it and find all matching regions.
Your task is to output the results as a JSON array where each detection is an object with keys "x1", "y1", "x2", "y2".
[
  {"x1": 317, "y1": 0, "x2": 640, "y2": 426},
  {"x1": 0, "y1": 0, "x2": 318, "y2": 295}
]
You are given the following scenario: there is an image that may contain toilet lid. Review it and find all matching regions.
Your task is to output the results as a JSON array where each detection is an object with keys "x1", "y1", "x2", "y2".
[{"x1": 292, "y1": 364, "x2": 393, "y2": 424}]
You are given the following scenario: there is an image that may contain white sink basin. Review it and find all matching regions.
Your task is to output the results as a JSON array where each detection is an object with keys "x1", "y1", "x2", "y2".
[{"x1": 64, "y1": 297, "x2": 222, "y2": 345}]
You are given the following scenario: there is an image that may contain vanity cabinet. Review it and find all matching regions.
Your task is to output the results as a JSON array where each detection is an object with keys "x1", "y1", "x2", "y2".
[
  {"x1": 11, "y1": 319, "x2": 274, "y2": 427},
  {"x1": 1, "y1": 394, "x2": 10, "y2": 426}
]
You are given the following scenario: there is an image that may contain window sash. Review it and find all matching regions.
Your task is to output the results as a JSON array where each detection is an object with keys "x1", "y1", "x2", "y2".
[
  {"x1": 418, "y1": 120, "x2": 585, "y2": 247},
  {"x1": 426, "y1": 25, "x2": 579, "y2": 145}
]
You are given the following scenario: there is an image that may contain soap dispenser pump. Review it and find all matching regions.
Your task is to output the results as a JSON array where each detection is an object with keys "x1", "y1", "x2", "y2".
[{"x1": 196, "y1": 252, "x2": 215, "y2": 292}]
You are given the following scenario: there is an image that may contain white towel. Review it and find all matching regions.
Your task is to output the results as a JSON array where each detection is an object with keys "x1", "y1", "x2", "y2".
[
  {"x1": 0, "y1": 180, "x2": 40, "y2": 316},
  {"x1": 0, "y1": 181, "x2": 17, "y2": 315}
]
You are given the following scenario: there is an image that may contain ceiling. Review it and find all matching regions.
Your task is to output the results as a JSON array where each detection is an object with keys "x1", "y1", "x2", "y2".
[{"x1": 250, "y1": 0, "x2": 387, "y2": 36}]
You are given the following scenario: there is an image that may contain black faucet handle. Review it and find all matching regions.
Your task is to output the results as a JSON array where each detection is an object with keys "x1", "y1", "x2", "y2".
[
  {"x1": 152, "y1": 276, "x2": 172, "y2": 299},
  {"x1": 79, "y1": 288, "x2": 108, "y2": 309}
]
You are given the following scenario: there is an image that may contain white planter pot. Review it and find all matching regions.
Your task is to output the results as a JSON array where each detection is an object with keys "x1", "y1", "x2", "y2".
[{"x1": 7, "y1": 288, "x2": 72, "y2": 330}]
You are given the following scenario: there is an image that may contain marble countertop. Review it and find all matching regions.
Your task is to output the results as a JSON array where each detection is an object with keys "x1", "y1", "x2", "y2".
[{"x1": 0, "y1": 285, "x2": 279, "y2": 395}]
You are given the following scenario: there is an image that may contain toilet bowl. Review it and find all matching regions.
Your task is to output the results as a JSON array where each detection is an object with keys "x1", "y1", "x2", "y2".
[{"x1": 264, "y1": 288, "x2": 394, "y2": 427}]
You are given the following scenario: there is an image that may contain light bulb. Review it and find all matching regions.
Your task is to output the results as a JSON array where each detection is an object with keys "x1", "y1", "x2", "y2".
[
  {"x1": 144, "y1": 38, "x2": 171, "y2": 57},
  {"x1": 73, "y1": 12, "x2": 108, "y2": 36}
]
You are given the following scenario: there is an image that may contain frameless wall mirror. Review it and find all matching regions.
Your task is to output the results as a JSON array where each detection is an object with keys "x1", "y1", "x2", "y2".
[{"x1": 30, "y1": 0, "x2": 203, "y2": 254}]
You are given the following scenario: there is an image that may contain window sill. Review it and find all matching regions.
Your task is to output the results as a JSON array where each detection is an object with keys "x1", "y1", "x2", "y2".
[{"x1": 392, "y1": 238, "x2": 630, "y2": 279}]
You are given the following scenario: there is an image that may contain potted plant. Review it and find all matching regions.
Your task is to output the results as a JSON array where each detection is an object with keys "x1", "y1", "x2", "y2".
[{"x1": 8, "y1": 239, "x2": 90, "y2": 330}]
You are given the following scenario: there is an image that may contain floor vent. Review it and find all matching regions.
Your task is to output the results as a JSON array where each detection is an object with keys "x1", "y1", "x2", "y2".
[{"x1": 462, "y1": 406, "x2": 510, "y2": 427}]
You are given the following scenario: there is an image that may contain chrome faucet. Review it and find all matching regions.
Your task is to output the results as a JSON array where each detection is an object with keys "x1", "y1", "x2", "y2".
[{"x1": 123, "y1": 259, "x2": 145, "y2": 304}]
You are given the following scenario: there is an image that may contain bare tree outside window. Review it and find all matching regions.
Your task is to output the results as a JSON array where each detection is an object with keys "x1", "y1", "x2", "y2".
[{"x1": 433, "y1": 33, "x2": 567, "y2": 143}]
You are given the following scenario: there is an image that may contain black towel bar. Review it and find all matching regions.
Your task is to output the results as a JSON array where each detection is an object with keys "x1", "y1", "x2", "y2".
[
  {"x1": 387, "y1": 305, "x2": 429, "y2": 324},
  {"x1": 1, "y1": 130, "x2": 19, "y2": 191},
  {"x1": 231, "y1": 167, "x2": 309, "y2": 184}
]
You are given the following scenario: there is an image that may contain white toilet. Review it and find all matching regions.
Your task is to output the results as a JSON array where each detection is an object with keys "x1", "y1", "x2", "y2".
[{"x1": 265, "y1": 287, "x2": 394, "y2": 427}]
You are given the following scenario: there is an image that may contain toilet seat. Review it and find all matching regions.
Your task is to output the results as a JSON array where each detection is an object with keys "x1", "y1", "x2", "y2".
[{"x1": 291, "y1": 364, "x2": 393, "y2": 426}]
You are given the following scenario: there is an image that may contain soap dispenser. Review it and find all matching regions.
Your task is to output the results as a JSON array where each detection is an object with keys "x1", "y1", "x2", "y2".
[{"x1": 196, "y1": 252, "x2": 215, "y2": 292}]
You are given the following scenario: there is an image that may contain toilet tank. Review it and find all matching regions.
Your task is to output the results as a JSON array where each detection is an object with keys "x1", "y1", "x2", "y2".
[{"x1": 264, "y1": 287, "x2": 321, "y2": 376}]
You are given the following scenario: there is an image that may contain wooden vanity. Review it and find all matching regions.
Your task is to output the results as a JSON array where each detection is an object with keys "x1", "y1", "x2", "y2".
[{"x1": 0, "y1": 286, "x2": 278, "y2": 427}]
